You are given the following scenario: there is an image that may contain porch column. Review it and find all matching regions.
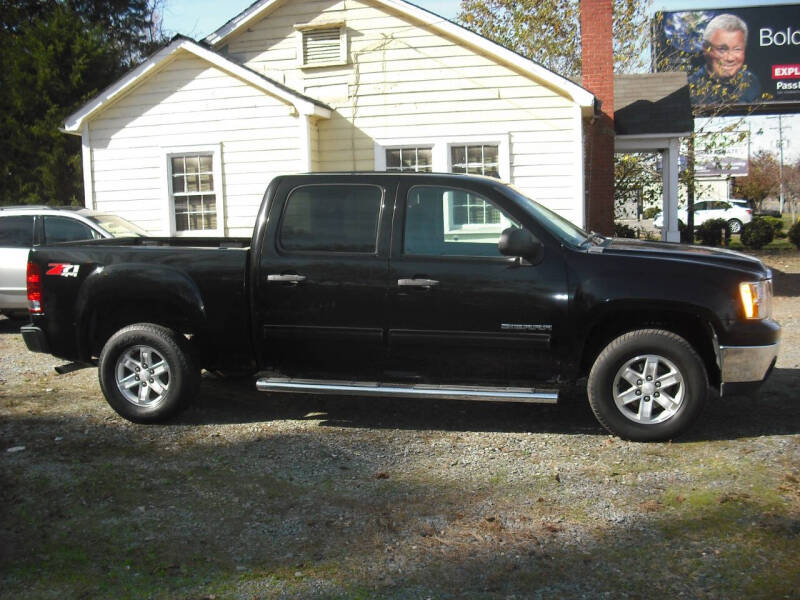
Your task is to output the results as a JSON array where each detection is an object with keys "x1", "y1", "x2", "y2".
[{"x1": 662, "y1": 137, "x2": 680, "y2": 243}]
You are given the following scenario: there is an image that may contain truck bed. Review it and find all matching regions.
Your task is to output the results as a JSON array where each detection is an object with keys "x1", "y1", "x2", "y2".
[{"x1": 28, "y1": 238, "x2": 253, "y2": 371}]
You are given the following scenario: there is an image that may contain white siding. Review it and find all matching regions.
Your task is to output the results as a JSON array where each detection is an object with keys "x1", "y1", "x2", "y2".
[
  {"x1": 221, "y1": 0, "x2": 585, "y2": 225},
  {"x1": 88, "y1": 51, "x2": 304, "y2": 236}
]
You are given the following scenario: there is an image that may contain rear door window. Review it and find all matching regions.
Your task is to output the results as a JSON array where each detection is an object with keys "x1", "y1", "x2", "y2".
[
  {"x1": 43, "y1": 216, "x2": 102, "y2": 244},
  {"x1": 279, "y1": 184, "x2": 382, "y2": 253},
  {"x1": 0, "y1": 216, "x2": 34, "y2": 248}
]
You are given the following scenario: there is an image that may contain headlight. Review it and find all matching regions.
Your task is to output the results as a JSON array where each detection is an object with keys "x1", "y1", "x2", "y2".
[{"x1": 739, "y1": 279, "x2": 772, "y2": 320}]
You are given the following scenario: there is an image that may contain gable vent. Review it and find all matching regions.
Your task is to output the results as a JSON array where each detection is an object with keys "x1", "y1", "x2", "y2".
[{"x1": 302, "y1": 27, "x2": 343, "y2": 66}]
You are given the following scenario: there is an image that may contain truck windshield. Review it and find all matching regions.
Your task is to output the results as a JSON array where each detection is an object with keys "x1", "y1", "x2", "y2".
[
  {"x1": 86, "y1": 214, "x2": 147, "y2": 238},
  {"x1": 501, "y1": 185, "x2": 589, "y2": 248}
]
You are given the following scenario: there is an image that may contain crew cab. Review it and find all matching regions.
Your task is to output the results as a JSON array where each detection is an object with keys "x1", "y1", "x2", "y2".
[{"x1": 21, "y1": 173, "x2": 780, "y2": 441}]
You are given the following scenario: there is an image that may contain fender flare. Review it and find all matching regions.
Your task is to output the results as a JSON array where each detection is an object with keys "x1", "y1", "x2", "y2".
[{"x1": 74, "y1": 263, "x2": 207, "y2": 358}]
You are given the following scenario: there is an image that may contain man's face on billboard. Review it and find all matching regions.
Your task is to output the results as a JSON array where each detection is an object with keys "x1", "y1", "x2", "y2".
[{"x1": 705, "y1": 29, "x2": 746, "y2": 79}]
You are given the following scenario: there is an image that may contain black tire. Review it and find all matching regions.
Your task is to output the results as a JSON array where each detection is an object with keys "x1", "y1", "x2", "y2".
[
  {"x1": 727, "y1": 219, "x2": 743, "y2": 234},
  {"x1": 587, "y1": 329, "x2": 708, "y2": 442},
  {"x1": 98, "y1": 323, "x2": 199, "y2": 423}
]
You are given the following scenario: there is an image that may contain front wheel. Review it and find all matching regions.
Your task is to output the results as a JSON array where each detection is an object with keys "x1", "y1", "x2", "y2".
[
  {"x1": 587, "y1": 329, "x2": 708, "y2": 441},
  {"x1": 98, "y1": 323, "x2": 199, "y2": 423}
]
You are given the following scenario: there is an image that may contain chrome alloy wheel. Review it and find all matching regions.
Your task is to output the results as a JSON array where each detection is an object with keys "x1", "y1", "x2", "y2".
[
  {"x1": 612, "y1": 354, "x2": 684, "y2": 425},
  {"x1": 115, "y1": 345, "x2": 170, "y2": 406}
]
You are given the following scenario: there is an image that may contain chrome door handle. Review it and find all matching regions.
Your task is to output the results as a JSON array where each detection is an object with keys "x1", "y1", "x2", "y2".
[
  {"x1": 397, "y1": 278, "x2": 439, "y2": 288},
  {"x1": 267, "y1": 274, "x2": 307, "y2": 283}
]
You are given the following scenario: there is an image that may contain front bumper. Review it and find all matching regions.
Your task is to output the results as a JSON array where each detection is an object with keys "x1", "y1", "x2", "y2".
[{"x1": 719, "y1": 343, "x2": 779, "y2": 396}]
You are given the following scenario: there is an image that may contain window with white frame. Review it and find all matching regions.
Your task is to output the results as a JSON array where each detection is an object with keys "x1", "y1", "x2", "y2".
[
  {"x1": 449, "y1": 144, "x2": 502, "y2": 228},
  {"x1": 385, "y1": 147, "x2": 432, "y2": 173},
  {"x1": 297, "y1": 23, "x2": 346, "y2": 67},
  {"x1": 450, "y1": 144, "x2": 500, "y2": 178},
  {"x1": 450, "y1": 191, "x2": 502, "y2": 227},
  {"x1": 170, "y1": 154, "x2": 218, "y2": 232},
  {"x1": 374, "y1": 137, "x2": 510, "y2": 235}
]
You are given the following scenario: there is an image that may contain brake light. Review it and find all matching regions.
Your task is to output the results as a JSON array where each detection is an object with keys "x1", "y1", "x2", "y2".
[
  {"x1": 27, "y1": 261, "x2": 42, "y2": 314},
  {"x1": 746, "y1": 209, "x2": 752, "y2": 215}
]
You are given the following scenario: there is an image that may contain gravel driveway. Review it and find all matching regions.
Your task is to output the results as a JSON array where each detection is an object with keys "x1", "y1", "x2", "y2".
[{"x1": 1, "y1": 253, "x2": 799, "y2": 599}]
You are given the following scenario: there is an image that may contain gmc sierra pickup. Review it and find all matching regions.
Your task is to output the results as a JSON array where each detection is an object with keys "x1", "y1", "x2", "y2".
[{"x1": 22, "y1": 173, "x2": 780, "y2": 441}]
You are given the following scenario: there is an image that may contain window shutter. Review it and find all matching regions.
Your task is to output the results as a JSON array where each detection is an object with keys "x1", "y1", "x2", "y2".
[{"x1": 303, "y1": 28, "x2": 342, "y2": 65}]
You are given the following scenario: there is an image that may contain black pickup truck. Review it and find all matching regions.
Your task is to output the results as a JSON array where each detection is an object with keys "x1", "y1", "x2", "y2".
[{"x1": 22, "y1": 173, "x2": 780, "y2": 441}]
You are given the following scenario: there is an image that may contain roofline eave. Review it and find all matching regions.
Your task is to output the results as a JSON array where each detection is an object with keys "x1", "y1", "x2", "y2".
[
  {"x1": 205, "y1": 0, "x2": 595, "y2": 110},
  {"x1": 63, "y1": 36, "x2": 331, "y2": 133}
]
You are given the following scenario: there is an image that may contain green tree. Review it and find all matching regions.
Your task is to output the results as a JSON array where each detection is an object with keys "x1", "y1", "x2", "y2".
[
  {"x1": 614, "y1": 152, "x2": 663, "y2": 218},
  {"x1": 732, "y1": 150, "x2": 780, "y2": 214},
  {"x1": 457, "y1": 0, "x2": 657, "y2": 233},
  {"x1": 457, "y1": 0, "x2": 651, "y2": 78},
  {"x1": 785, "y1": 161, "x2": 800, "y2": 223},
  {"x1": 0, "y1": 0, "x2": 164, "y2": 206}
]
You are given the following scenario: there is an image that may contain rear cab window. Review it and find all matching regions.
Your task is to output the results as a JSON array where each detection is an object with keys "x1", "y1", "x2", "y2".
[{"x1": 279, "y1": 184, "x2": 383, "y2": 253}]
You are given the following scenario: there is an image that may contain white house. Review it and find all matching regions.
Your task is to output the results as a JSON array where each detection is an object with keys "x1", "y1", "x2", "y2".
[{"x1": 64, "y1": 0, "x2": 598, "y2": 238}]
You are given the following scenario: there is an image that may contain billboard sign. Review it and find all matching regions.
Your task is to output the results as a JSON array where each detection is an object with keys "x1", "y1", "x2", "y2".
[
  {"x1": 653, "y1": 6, "x2": 800, "y2": 111},
  {"x1": 694, "y1": 130, "x2": 749, "y2": 177}
]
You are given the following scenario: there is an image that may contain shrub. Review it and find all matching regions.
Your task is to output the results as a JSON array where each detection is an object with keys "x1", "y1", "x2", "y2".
[
  {"x1": 740, "y1": 217, "x2": 775, "y2": 250},
  {"x1": 643, "y1": 206, "x2": 661, "y2": 220},
  {"x1": 614, "y1": 222, "x2": 637, "y2": 238},
  {"x1": 697, "y1": 218, "x2": 729, "y2": 247},
  {"x1": 760, "y1": 216, "x2": 784, "y2": 237},
  {"x1": 788, "y1": 220, "x2": 800, "y2": 249}
]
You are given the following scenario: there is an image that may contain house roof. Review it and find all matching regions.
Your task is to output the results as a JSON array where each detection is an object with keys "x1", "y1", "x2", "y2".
[
  {"x1": 204, "y1": 0, "x2": 596, "y2": 114},
  {"x1": 63, "y1": 35, "x2": 332, "y2": 134},
  {"x1": 614, "y1": 72, "x2": 693, "y2": 137}
]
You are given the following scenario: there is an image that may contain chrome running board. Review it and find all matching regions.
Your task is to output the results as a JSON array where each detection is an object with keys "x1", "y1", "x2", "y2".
[{"x1": 256, "y1": 377, "x2": 558, "y2": 404}]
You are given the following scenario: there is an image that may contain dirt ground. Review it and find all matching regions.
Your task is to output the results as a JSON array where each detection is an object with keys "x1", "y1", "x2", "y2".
[{"x1": 1, "y1": 252, "x2": 799, "y2": 599}]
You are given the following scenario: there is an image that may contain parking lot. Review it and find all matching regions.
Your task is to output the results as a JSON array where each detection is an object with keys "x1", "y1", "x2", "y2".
[{"x1": 1, "y1": 253, "x2": 799, "y2": 599}]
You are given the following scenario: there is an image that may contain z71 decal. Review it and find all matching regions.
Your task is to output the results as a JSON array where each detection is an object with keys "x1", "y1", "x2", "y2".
[{"x1": 46, "y1": 263, "x2": 80, "y2": 278}]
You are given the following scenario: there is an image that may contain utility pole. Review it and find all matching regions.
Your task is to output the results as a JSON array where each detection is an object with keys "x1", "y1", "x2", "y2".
[
  {"x1": 778, "y1": 114, "x2": 785, "y2": 214},
  {"x1": 767, "y1": 115, "x2": 791, "y2": 215}
]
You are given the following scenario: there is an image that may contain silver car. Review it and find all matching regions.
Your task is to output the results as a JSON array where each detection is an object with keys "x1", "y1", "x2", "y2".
[{"x1": 0, "y1": 206, "x2": 147, "y2": 318}]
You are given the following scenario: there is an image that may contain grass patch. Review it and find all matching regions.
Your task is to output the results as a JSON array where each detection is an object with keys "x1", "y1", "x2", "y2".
[{"x1": 727, "y1": 236, "x2": 796, "y2": 252}]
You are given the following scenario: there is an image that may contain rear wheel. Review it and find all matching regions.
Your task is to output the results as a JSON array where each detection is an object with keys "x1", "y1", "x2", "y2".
[
  {"x1": 98, "y1": 323, "x2": 199, "y2": 423},
  {"x1": 587, "y1": 329, "x2": 708, "y2": 441},
  {"x1": 727, "y1": 219, "x2": 743, "y2": 234}
]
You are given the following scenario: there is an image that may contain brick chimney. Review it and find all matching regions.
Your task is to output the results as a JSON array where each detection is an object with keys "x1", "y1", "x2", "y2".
[{"x1": 581, "y1": 0, "x2": 615, "y2": 235}]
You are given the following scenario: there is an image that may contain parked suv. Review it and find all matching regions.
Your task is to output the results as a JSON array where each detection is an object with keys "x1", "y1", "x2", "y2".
[
  {"x1": 0, "y1": 206, "x2": 146, "y2": 317},
  {"x1": 654, "y1": 200, "x2": 752, "y2": 233}
]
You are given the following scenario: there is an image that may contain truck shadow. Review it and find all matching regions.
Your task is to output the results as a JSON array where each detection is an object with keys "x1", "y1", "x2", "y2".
[
  {"x1": 685, "y1": 366, "x2": 800, "y2": 441},
  {"x1": 180, "y1": 367, "x2": 800, "y2": 440},
  {"x1": 181, "y1": 376, "x2": 601, "y2": 435},
  {"x1": 4, "y1": 408, "x2": 799, "y2": 599}
]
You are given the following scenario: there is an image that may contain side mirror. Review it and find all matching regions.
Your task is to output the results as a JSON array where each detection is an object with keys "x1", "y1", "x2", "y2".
[{"x1": 498, "y1": 227, "x2": 542, "y2": 262}]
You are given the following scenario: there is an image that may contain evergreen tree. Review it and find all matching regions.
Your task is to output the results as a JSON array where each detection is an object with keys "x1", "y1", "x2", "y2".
[{"x1": 0, "y1": 0, "x2": 164, "y2": 206}]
